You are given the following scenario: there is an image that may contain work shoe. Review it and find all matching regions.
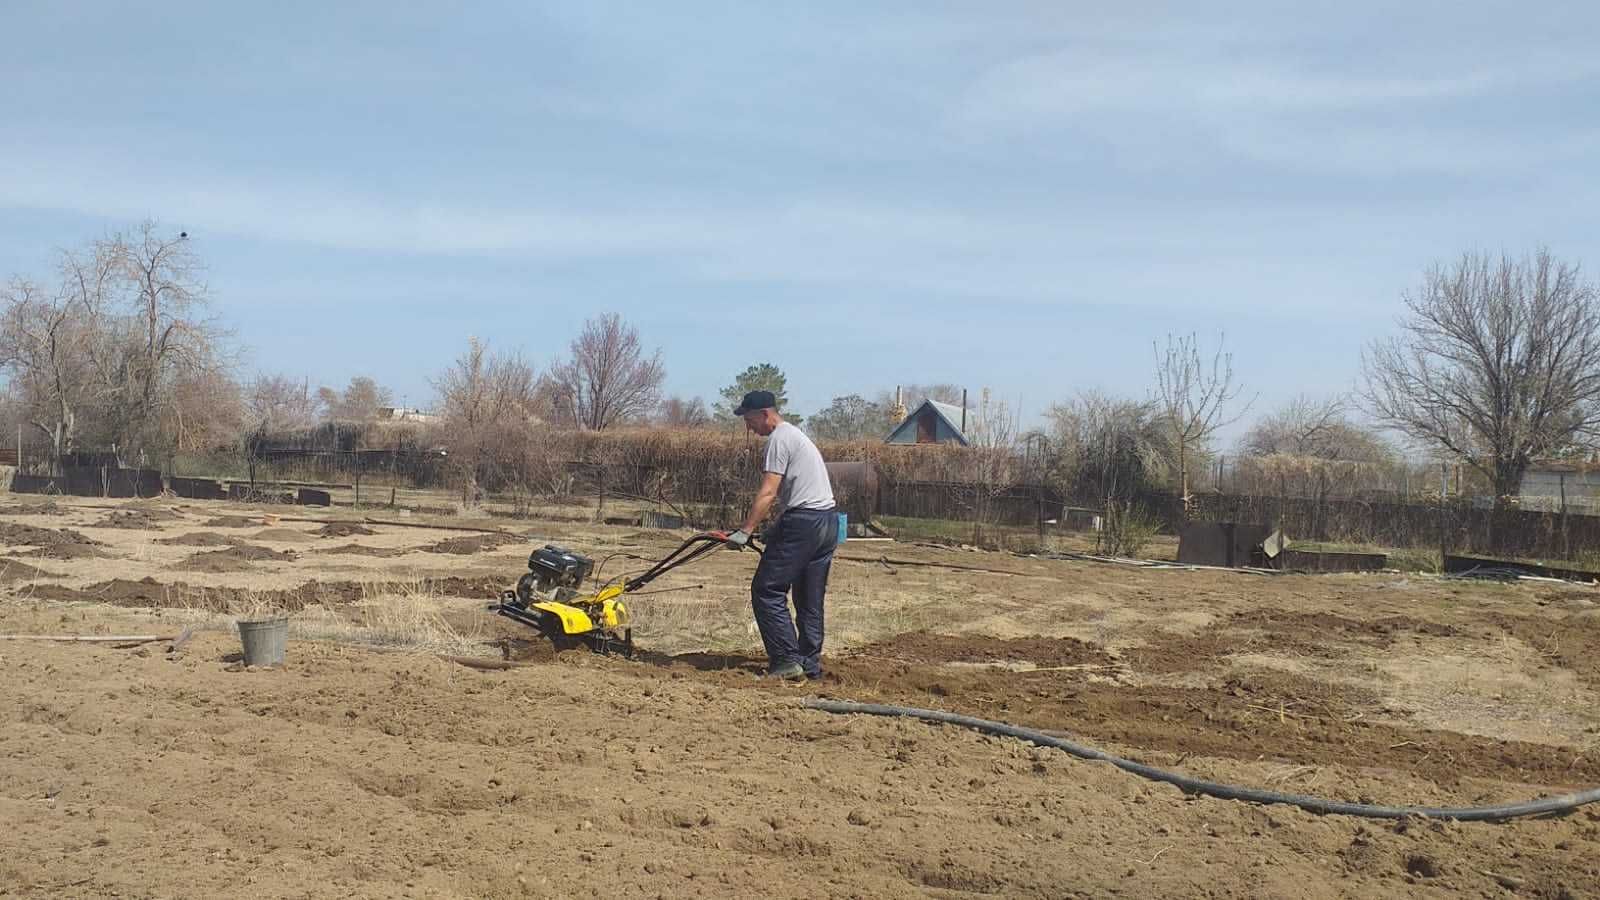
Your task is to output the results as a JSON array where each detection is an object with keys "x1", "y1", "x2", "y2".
[{"x1": 763, "y1": 661, "x2": 806, "y2": 681}]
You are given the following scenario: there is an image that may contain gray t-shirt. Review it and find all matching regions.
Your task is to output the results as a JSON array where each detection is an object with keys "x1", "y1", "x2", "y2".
[{"x1": 763, "y1": 422, "x2": 835, "y2": 513}]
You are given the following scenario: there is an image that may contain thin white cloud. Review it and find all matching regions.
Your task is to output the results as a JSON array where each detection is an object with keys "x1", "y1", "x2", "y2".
[
  {"x1": 951, "y1": 45, "x2": 1600, "y2": 173},
  {"x1": 0, "y1": 142, "x2": 1534, "y2": 319},
  {"x1": 960, "y1": 50, "x2": 1599, "y2": 119},
  {"x1": 1218, "y1": 122, "x2": 1600, "y2": 176},
  {"x1": 0, "y1": 151, "x2": 742, "y2": 257}
]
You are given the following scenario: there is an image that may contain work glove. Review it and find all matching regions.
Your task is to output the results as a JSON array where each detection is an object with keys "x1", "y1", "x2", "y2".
[{"x1": 725, "y1": 529, "x2": 751, "y2": 549}]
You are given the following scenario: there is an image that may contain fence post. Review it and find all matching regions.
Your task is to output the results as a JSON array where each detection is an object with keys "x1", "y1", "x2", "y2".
[
  {"x1": 1278, "y1": 472, "x2": 1287, "y2": 536},
  {"x1": 1561, "y1": 473, "x2": 1570, "y2": 560},
  {"x1": 1316, "y1": 470, "x2": 1327, "y2": 541},
  {"x1": 1036, "y1": 486, "x2": 1045, "y2": 548},
  {"x1": 1438, "y1": 462, "x2": 1448, "y2": 567}
]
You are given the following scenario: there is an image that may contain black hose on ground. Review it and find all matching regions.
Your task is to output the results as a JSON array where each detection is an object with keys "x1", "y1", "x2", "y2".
[{"x1": 803, "y1": 699, "x2": 1600, "y2": 822}]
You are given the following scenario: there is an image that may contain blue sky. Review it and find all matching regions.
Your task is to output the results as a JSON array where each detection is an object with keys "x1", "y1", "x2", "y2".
[{"x1": 3, "y1": 1, "x2": 1598, "y2": 433}]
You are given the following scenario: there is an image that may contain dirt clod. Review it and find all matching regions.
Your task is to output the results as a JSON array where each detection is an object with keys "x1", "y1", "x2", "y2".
[
  {"x1": 93, "y1": 508, "x2": 183, "y2": 529},
  {"x1": 0, "y1": 559, "x2": 57, "y2": 582},
  {"x1": 1405, "y1": 854, "x2": 1441, "y2": 878},
  {"x1": 14, "y1": 543, "x2": 112, "y2": 560},
  {"x1": 0, "y1": 501, "x2": 65, "y2": 516},
  {"x1": 251, "y1": 528, "x2": 317, "y2": 543},
  {"x1": 421, "y1": 534, "x2": 525, "y2": 555},
  {"x1": 316, "y1": 523, "x2": 377, "y2": 538},
  {"x1": 155, "y1": 532, "x2": 245, "y2": 547},
  {"x1": 199, "y1": 516, "x2": 263, "y2": 529},
  {"x1": 25, "y1": 574, "x2": 504, "y2": 612},
  {"x1": 316, "y1": 543, "x2": 406, "y2": 558},
  {"x1": 180, "y1": 545, "x2": 298, "y2": 573},
  {"x1": 0, "y1": 523, "x2": 102, "y2": 548}
]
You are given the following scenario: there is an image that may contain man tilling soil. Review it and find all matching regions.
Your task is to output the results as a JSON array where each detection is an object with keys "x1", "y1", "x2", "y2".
[{"x1": 724, "y1": 389, "x2": 838, "y2": 681}]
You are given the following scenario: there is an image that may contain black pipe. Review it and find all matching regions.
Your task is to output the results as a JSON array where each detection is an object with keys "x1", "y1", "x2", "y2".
[{"x1": 803, "y1": 699, "x2": 1600, "y2": 822}]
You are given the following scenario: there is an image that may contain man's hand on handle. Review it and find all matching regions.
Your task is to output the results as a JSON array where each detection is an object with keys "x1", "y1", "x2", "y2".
[{"x1": 724, "y1": 529, "x2": 751, "y2": 549}]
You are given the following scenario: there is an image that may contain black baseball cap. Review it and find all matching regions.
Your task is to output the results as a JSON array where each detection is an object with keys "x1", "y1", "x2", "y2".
[{"x1": 733, "y1": 390, "x2": 777, "y2": 416}]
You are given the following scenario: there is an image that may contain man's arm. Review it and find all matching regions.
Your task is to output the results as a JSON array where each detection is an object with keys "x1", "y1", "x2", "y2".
[{"x1": 741, "y1": 471, "x2": 784, "y2": 534}]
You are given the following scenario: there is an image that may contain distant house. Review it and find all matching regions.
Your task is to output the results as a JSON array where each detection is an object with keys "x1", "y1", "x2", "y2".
[
  {"x1": 1518, "y1": 459, "x2": 1600, "y2": 511},
  {"x1": 885, "y1": 399, "x2": 971, "y2": 446},
  {"x1": 375, "y1": 406, "x2": 439, "y2": 425}
]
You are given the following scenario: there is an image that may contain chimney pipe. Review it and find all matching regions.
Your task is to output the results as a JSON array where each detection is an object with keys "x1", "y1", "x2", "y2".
[{"x1": 961, "y1": 388, "x2": 968, "y2": 433}]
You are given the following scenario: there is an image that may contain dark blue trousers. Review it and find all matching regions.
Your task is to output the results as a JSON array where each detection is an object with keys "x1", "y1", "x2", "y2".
[{"x1": 751, "y1": 507, "x2": 837, "y2": 676}]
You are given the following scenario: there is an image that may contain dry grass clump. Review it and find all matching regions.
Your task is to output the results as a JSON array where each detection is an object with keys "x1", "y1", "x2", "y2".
[
  {"x1": 289, "y1": 580, "x2": 483, "y2": 656},
  {"x1": 169, "y1": 578, "x2": 485, "y2": 656},
  {"x1": 629, "y1": 591, "x2": 753, "y2": 655}
]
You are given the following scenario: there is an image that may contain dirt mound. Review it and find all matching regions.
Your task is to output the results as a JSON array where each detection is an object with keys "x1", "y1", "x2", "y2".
[
  {"x1": 28, "y1": 574, "x2": 503, "y2": 613},
  {"x1": 0, "y1": 523, "x2": 102, "y2": 548},
  {"x1": 24, "y1": 577, "x2": 182, "y2": 607},
  {"x1": 851, "y1": 631, "x2": 1116, "y2": 668},
  {"x1": 155, "y1": 532, "x2": 244, "y2": 547},
  {"x1": 427, "y1": 575, "x2": 507, "y2": 599},
  {"x1": 316, "y1": 522, "x2": 377, "y2": 538},
  {"x1": 21, "y1": 577, "x2": 260, "y2": 611},
  {"x1": 92, "y1": 508, "x2": 184, "y2": 529},
  {"x1": 13, "y1": 543, "x2": 112, "y2": 560},
  {"x1": 199, "y1": 515, "x2": 262, "y2": 528},
  {"x1": 0, "y1": 501, "x2": 65, "y2": 516},
  {"x1": 251, "y1": 527, "x2": 317, "y2": 543},
  {"x1": 180, "y1": 545, "x2": 298, "y2": 573},
  {"x1": 316, "y1": 543, "x2": 406, "y2": 558},
  {"x1": 494, "y1": 634, "x2": 560, "y2": 663},
  {"x1": 421, "y1": 533, "x2": 525, "y2": 555},
  {"x1": 0, "y1": 559, "x2": 57, "y2": 582}
]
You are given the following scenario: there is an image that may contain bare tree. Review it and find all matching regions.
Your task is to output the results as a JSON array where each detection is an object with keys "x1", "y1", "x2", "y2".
[
  {"x1": 808, "y1": 394, "x2": 895, "y2": 441},
  {"x1": 247, "y1": 375, "x2": 323, "y2": 433},
  {"x1": 658, "y1": 395, "x2": 711, "y2": 429},
  {"x1": 1043, "y1": 390, "x2": 1175, "y2": 554},
  {"x1": 320, "y1": 376, "x2": 394, "y2": 422},
  {"x1": 163, "y1": 368, "x2": 244, "y2": 455},
  {"x1": 874, "y1": 383, "x2": 963, "y2": 420},
  {"x1": 85, "y1": 222, "x2": 229, "y2": 460},
  {"x1": 898, "y1": 383, "x2": 964, "y2": 407},
  {"x1": 1153, "y1": 332, "x2": 1249, "y2": 513},
  {"x1": 549, "y1": 313, "x2": 665, "y2": 430},
  {"x1": 1362, "y1": 249, "x2": 1600, "y2": 502},
  {"x1": 1, "y1": 223, "x2": 234, "y2": 467},
  {"x1": 961, "y1": 388, "x2": 1021, "y2": 543},
  {"x1": 1046, "y1": 390, "x2": 1173, "y2": 502},
  {"x1": 0, "y1": 277, "x2": 95, "y2": 466},
  {"x1": 433, "y1": 337, "x2": 541, "y2": 505},
  {"x1": 1239, "y1": 395, "x2": 1392, "y2": 463}
]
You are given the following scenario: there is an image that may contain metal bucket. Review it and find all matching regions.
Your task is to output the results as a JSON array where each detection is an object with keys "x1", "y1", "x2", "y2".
[{"x1": 237, "y1": 616, "x2": 288, "y2": 666}]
